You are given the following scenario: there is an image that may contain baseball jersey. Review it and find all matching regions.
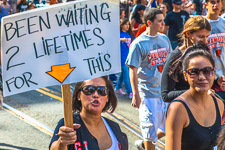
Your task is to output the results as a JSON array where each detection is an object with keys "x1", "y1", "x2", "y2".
[
  {"x1": 126, "y1": 32, "x2": 172, "y2": 99},
  {"x1": 206, "y1": 17, "x2": 225, "y2": 77},
  {"x1": 49, "y1": 114, "x2": 128, "y2": 150}
]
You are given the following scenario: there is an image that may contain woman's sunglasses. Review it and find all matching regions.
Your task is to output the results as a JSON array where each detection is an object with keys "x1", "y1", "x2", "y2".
[
  {"x1": 80, "y1": 85, "x2": 109, "y2": 96},
  {"x1": 185, "y1": 67, "x2": 215, "y2": 78}
]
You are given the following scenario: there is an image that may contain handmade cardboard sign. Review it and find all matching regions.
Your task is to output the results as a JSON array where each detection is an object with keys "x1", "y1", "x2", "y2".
[{"x1": 1, "y1": 0, "x2": 120, "y2": 97}]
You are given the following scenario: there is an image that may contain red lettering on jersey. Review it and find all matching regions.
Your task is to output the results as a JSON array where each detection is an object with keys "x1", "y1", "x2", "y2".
[
  {"x1": 83, "y1": 141, "x2": 89, "y2": 150},
  {"x1": 74, "y1": 142, "x2": 82, "y2": 150},
  {"x1": 118, "y1": 142, "x2": 121, "y2": 150}
]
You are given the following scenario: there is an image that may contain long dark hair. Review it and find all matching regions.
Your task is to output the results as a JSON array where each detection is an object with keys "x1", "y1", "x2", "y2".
[
  {"x1": 72, "y1": 76, "x2": 117, "y2": 113},
  {"x1": 120, "y1": 18, "x2": 134, "y2": 41},
  {"x1": 169, "y1": 42, "x2": 214, "y2": 82},
  {"x1": 132, "y1": 4, "x2": 145, "y2": 24}
]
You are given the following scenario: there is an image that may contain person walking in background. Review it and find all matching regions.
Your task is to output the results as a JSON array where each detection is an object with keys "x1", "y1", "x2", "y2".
[
  {"x1": 166, "y1": 44, "x2": 224, "y2": 150},
  {"x1": 191, "y1": 0, "x2": 203, "y2": 15},
  {"x1": 0, "y1": 0, "x2": 12, "y2": 19},
  {"x1": 161, "y1": 16, "x2": 212, "y2": 103},
  {"x1": 28, "y1": 2, "x2": 36, "y2": 10},
  {"x1": 129, "y1": 0, "x2": 150, "y2": 22},
  {"x1": 130, "y1": 4, "x2": 146, "y2": 36},
  {"x1": 205, "y1": 0, "x2": 225, "y2": 90},
  {"x1": 0, "y1": 0, "x2": 12, "y2": 48},
  {"x1": 162, "y1": 0, "x2": 173, "y2": 11},
  {"x1": 163, "y1": 0, "x2": 189, "y2": 50},
  {"x1": 126, "y1": 8, "x2": 172, "y2": 150},
  {"x1": 120, "y1": 8, "x2": 126, "y2": 19},
  {"x1": 50, "y1": 76, "x2": 128, "y2": 150},
  {"x1": 16, "y1": 0, "x2": 28, "y2": 12},
  {"x1": 149, "y1": 0, "x2": 159, "y2": 8},
  {"x1": 160, "y1": 2, "x2": 170, "y2": 17},
  {"x1": 115, "y1": 18, "x2": 134, "y2": 99},
  {"x1": 220, "y1": 0, "x2": 225, "y2": 17},
  {"x1": 182, "y1": 0, "x2": 193, "y2": 15},
  {"x1": 135, "y1": 2, "x2": 170, "y2": 38}
]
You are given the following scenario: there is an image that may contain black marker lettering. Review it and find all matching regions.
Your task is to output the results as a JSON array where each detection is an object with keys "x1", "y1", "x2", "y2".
[
  {"x1": 53, "y1": 36, "x2": 62, "y2": 53},
  {"x1": 6, "y1": 46, "x2": 25, "y2": 70},
  {"x1": 93, "y1": 28, "x2": 105, "y2": 46},
  {"x1": 39, "y1": 12, "x2": 51, "y2": 31},
  {"x1": 100, "y1": 3, "x2": 111, "y2": 22},
  {"x1": 83, "y1": 57, "x2": 95, "y2": 75},
  {"x1": 15, "y1": 18, "x2": 26, "y2": 38},
  {"x1": 104, "y1": 54, "x2": 111, "y2": 71},
  {"x1": 33, "y1": 42, "x2": 44, "y2": 58},
  {"x1": 82, "y1": 29, "x2": 93, "y2": 48},
  {"x1": 28, "y1": 16, "x2": 39, "y2": 34},
  {"x1": 23, "y1": 72, "x2": 38, "y2": 87},
  {"x1": 4, "y1": 22, "x2": 16, "y2": 41},
  {"x1": 89, "y1": 5, "x2": 99, "y2": 24}
]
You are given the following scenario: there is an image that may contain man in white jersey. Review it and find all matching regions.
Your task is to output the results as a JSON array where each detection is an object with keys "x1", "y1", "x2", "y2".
[
  {"x1": 206, "y1": 0, "x2": 225, "y2": 91},
  {"x1": 126, "y1": 8, "x2": 172, "y2": 150}
]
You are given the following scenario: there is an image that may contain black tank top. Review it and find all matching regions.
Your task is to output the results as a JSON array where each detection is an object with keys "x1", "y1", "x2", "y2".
[{"x1": 172, "y1": 96, "x2": 221, "y2": 150}]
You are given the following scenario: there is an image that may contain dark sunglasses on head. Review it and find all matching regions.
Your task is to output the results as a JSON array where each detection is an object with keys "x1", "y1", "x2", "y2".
[
  {"x1": 185, "y1": 67, "x2": 215, "y2": 78},
  {"x1": 80, "y1": 85, "x2": 109, "y2": 96}
]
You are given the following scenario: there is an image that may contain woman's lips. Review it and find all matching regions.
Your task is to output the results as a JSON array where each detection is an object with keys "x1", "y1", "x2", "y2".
[
  {"x1": 197, "y1": 83, "x2": 208, "y2": 86},
  {"x1": 92, "y1": 100, "x2": 100, "y2": 106}
]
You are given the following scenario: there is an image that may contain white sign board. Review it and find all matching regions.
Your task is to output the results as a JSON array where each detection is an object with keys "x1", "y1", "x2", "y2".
[{"x1": 1, "y1": 0, "x2": 120, "y2": 97}]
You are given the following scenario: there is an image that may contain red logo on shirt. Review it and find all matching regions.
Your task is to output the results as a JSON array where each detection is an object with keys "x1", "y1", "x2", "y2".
[
  {"x1": 208, "y1": 33, "x2": 225, "y2": 58},
  {"x1": 147, "y1": 47, "x2": 169, "y2": 72}
]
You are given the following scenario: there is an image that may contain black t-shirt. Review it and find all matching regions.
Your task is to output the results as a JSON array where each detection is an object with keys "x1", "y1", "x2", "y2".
[
  {"x1": 16, "y1": 3, "x2": 28, "y2": 12},
  {"x1": 164, "y1": 10, "x2": 190, "y2": 41},
  {"x1": 192, "y1": 0, "x2": 203, "y2": 13},
  {"x1": 49, "y1": 113, "x2": 128, "y2": 150}
]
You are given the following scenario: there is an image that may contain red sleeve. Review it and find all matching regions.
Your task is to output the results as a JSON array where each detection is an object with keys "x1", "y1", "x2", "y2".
[{"x1": 135, "y1": 24, "x2": 146, "y2": 38}]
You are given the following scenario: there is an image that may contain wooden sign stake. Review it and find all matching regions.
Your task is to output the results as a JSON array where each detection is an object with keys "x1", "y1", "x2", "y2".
[{"x1": 61, "y1": 84, "x2": 73, "y2": 128}]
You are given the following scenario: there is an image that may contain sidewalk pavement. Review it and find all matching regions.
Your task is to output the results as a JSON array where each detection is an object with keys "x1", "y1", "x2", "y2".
[{"x1": 0, "y1": 109, "x2": 51, "y2": 150}]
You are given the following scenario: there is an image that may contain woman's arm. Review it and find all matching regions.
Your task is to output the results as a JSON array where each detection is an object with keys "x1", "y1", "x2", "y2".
[
  {"x1": 50, "y1": 124, "x2": 80, "y2": 150},
  {"x1": 120, "y1": 38, "x2": 128, "y2": 42},
  {"x1": 166, "y1": 102, "x2": 187, "y2": 150},
  {"x1": 161, "y1": 51, "x2": 187, "y2": 102},
  {"x1": 130, "y1": 18, "x2": 141, "y2": 32},
  {"x1": 147, "y1": 0, "x2": 153, "y2": 7}
]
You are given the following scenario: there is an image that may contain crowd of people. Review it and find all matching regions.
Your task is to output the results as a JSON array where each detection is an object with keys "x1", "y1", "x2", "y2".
[
  {"x1": 1, "y1": 0, "x2": 225, "y2": 149},
  {"x1": 118, "y1": 0, "x2": 225, "y2": 149}
]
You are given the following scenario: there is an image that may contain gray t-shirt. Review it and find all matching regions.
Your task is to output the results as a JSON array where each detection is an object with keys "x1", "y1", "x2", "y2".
[
  {"x1": 126, "y1": 32, "x2": 172, "y2": 99},
  {"x1": 206, "y1": 17, "x2": 225, "y2": 77}
]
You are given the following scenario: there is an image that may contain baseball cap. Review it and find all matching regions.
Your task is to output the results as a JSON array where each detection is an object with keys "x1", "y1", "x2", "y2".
[{"x1": 172, "y1": 0, "x2": 182, "y2": 4}]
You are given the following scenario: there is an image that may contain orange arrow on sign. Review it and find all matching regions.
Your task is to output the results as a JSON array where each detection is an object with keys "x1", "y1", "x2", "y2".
[{"x1": 46, "y1": 63, "x2": 75, "y2": 83}]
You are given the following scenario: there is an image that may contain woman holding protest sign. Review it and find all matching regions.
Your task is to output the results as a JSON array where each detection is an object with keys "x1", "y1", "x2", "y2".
[
  {"x1": 49, "y1": 76, "x2": 128, "y2": 150},
  {"x1": 165, "y1": 44, "x2": 224, "y2": 150}
]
